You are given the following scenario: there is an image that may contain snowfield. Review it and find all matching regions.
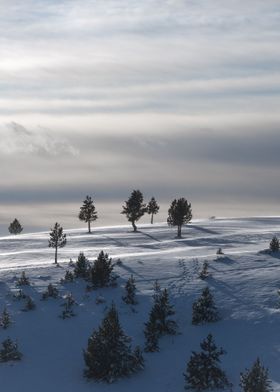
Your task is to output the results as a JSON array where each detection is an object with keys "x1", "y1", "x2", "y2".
[{"x1": 0, "y1": 217, "x2": 280, "y2": 391}]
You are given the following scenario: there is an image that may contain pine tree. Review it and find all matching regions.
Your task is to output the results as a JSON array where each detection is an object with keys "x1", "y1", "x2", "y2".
[
  {"x1": 147, "y1": 197, "x2": 160, "y2": 224},
  {"x1": 154, "y1": 288, "x2": 177, "y2": 335},
  {"x1": 122, "y1": 275, "x2": 137, "y2": 305},
  {"x1": 167, "y1": 198, "x2": 192, "y2": 238},
  {"x1": 90, "y1": 250, "x2": 115, "y2": 288},
  {"x1": 0, "y1": 308, "x2": 11, "y2": 329},
  {"x1": 0, "y1": 338, "x2": 22, "y2": 362},
  {"x1": 24, "y1": 296, "x2": 36, "y2": 311},
  {"x1": 79, "y1": 195, "x2": 98, "y2": 233},
  {"x1": 192, "y1": 287, "x2": 219, "y2": 325},
  {"x1": 8, "y1": 218, "x2": 23, "y2": 235},
  {"x1": 144, "y1": 284, "x2": 177, "y2": 351},
  {"x1": 48, "y1": 222, "x2": 67, "y2": 265},
  {"x1": 60, "y1": 293, "x2": 76, "y2": 319},
  {"x1": 84, "y1": 303, "x2": 144, "y2": 382},
  {"x1": 184, "y1": 334, "x2": 231, "y2": 391},
  {"x1": 61, "y1": 270, "x2": 74, "y2": 283},
  {"x1": 269, "y1": 236, "x2": 279, "y2": 252},
  {"x1": 16, "y1": 271, "x2": 30, "y2": 286},
  {"x1": 144, "y1": 308, "x2": 160, "y2": 352},
  {"x1": 121, "y1": 190, "x2": 146, "y2": 232},
  {"x1": 42, "y1": 284, "x2": 59, "y2": 300},
  {"x1": 199, "y1": 261, "x2": 209, "y2": 280},
  {"x1": 240, "y1": 358, "x2": 272, "y2": 392},
  {"x1": 74, "y1": 252, "x2": 90, "y2": 278}
]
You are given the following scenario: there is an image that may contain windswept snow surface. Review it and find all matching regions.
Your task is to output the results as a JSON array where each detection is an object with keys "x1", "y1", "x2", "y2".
[{"x1": 0, "y1": 217, "x2": 280, "y2": 391}]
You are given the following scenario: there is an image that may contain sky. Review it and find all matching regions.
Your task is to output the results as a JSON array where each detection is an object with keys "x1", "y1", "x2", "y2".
[{"x1": 0, "y1": 0, "x2": 280, "y2": 233}]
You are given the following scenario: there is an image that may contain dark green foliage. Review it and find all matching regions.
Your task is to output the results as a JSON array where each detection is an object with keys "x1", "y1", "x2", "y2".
[
  {"x1": 167, "y1": 198, "x2": 192, "y2": 238},
  {"x1": 0, "y1": 338, "x2": 22, "y2": 362},
  {"x1": 240, "y1": 358, "x2": 272, "y2": 392},
  {"x1": 90, "y1": 251, "x2": 116, "y2": 288},
  {"x1": 121, "y1": 190, "x2": 146, "y2": 232},
  {"x1": 16, "y1": 271, "x2": 30, "y2": 287},
  {"x1": 192, "y1": 287, "x2": 219, "y2": 325},
  {"x1": 184, "y1": 334, "x2": 231, "y2": 391},
  {"x1": 61, "y1": 270, "x2": 74, "y2": 283},
  {"x1": 8, "y1": 218, "x2": 23, "y2": 235},
  {"x1": 0, "y1": 308, "x2": 11, "y2": 329},
  {"x1": 48, "y1": 222, "x2": 67, "y2": 264},
  {"x1": 79, "y1": 195, "x2": 98, "y2": 233},
  {"x1": 60, "y1": 293, "x2": 76, "y2": 319},
  {"x1": 199, "y1": 261, "x2": 209, "y2": 280},
  {"x1": 42, "y1": 284, "x2": 59, "y2": 300},
  {"x1": 74, "y1": 252, "x2": 90, "y2": 279},
  {"x1": 122, "y1": 275, "x2": 137, "y2": 305},
  {"x1": 84, "y1": 303, "x2": 144, "y2": 382},
  {"x1": 147, "y1": 197, "x2": 160, "y2": 224},
  {"x1": 144, "y1": 283, "x2": 177, "y2": 352},
  {"x1": 269, "y1": 236, "x2": 279, "y2": 252}
]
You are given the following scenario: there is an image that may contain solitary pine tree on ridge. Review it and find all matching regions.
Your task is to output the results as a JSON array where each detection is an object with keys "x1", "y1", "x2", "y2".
[
  {"x1": 8, "y1": 218, "x2": 23, "y2": 235},
  {"x1": 121, "y1": 190, "x2": 146, "y2": 232},
  {"x1": 167, "y1": 198, "x2": 192, "y2": 238},
  {"x1": 147, "y1": 197, "x2": 160, "y2": 224},
  {"x1": 79, "y1": 195, "x2": 98, "y2": 233},
  {"x1": 48, "y1": 222, "x2": 67, "y2": 265}
]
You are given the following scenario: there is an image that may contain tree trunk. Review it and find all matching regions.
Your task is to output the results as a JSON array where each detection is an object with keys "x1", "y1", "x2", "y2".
[
  {"x1": 88, "y1": 221, "x2": 91, "y2": 233},
  {"x1": 177, "y1": 225, "x2": 182, "y2": 238},
  {"x1": 151, "y1": 214, "x2": 154, "y2": 224},
  {"x1": 55, "y1": 246, "x2": 58, "y2": 264},
  {"x1": 132, "y1": 221, "x2": 137, "y2": 232}
]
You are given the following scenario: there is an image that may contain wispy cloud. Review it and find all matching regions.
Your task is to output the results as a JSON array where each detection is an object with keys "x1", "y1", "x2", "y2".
[{"x1": 0, "y1": 122, "x2": 78, "y2": 156}]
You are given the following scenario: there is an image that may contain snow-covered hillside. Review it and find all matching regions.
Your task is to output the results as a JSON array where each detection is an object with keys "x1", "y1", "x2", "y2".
[{"x1": 0, "y1": 217, "x2": 280, "y2": 391}]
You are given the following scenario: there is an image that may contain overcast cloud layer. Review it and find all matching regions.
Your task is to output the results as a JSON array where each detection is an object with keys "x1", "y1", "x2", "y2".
[{"x1": 0, "y1": 0, "x2": 280, "y2": 232}]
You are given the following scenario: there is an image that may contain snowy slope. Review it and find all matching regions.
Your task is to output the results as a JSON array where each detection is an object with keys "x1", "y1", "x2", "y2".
[{"x1": 0, "y1": 217, "x2": 280, "y2": 391}]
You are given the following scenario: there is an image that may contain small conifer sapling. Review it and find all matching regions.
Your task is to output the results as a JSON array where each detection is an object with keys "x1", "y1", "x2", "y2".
[
  {"x1": 0, "y1": 338, "x2": 22, "y2": 362},
  {"x1": 122, "y1": 275, "x2": 137, "y2": 305},
  {"x1": 8, "y1": 219, "x2": 23, "y2": 235},
  {"x1": 192, "y1": 287, "x2": 219, "y2": 325},
  {"x1": 269, "y1": 236, "x2": 279, "y2": 253},
  {"x1": 240, "y1": 358, "x2": 272, "y2": 392}
]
